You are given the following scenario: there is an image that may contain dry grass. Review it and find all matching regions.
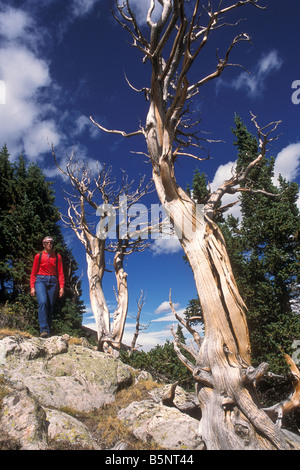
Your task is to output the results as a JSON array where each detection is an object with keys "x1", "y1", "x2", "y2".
[
  {"x1": 67, "y1": 336, "x2": 84, "y2": 345},
  {"x1": 74, "y1": 379, "x2": 164, "y2": 450},
  {"x1": 0, "y1": 328, "x2": 33, "y2": 340}
]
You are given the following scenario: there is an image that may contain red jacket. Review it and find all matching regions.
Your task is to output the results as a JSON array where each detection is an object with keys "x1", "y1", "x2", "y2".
[{"x1": 30, "y1": 251, "x2": 65, "y2": 289}]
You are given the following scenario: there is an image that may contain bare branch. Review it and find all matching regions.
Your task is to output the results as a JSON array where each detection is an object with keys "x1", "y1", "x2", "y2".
[
  {"x1": 187, "y1": 33, "x2": 251, "y2": 95},
  {"x1": 205, "y1": 115, "x2": 282, "y2": 219},
  {"x1": 174, "y1": 150, "x2": 210, "y2": 162},
  {"x1": 130, "y1": 290, "x2": 149, "y2": 354},
  {"x1": 171, "y1": 325, "x2": 197, "y2": 374},
  {"x1": 90, "y1": 115, "x2": 144, "y2": 138},
  {"x1": 169, "y1": 289, "x2": 202, "y2": 349},
  {"x1": 112, "y1": 0, "x2": 150, "y2": 57},
  {"x1": 124, "y1": 70, "x2": 150, "y2": 100}
]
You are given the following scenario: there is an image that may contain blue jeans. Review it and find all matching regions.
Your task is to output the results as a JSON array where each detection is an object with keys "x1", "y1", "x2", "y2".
[{"x1": 35, "y1": 275, "x2": 59, "y2": 335}]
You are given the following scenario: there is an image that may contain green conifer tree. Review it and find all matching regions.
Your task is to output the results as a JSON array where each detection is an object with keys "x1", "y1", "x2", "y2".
[{"x1": 0, "y1": 145, "x2": 85, "y2": 336}]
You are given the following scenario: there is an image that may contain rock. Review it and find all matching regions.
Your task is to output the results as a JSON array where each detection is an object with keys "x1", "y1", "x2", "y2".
[
  {"x1": 134, "y1": 370, "x2": 153, "y2": 384},
  {"x1": 0, "y1": 380, "x2": 48, "y2": 450},
  {"x1": 149, "y1": 383, "x2": 201, "y2": 418},
  {"x1": 0, "y1": 334, "x2": 68, "y2": 361},
  {"x1": 0, "y1": 335, "x2": 133, "y2": 412},
  {"x1": 45, "y1": 408, "x2": 100, "y2": 449},
  {"x1": 0, "y1": 333, "x2": 205, "y2": 450},
  {"x1": 118, "y1": 400, "x2": 203, "y2": 450}
]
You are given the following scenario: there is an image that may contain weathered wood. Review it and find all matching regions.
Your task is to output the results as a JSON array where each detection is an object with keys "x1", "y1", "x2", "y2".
[
  {"x1": 85, "y1": 237, "x2": 110, "y2": 351},
  {"x1": 264, "y1": 354, "x2": 300, "y2": 427}
]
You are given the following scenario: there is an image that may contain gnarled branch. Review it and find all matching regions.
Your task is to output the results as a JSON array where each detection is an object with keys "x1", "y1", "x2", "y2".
[
  {"x1": 204, "y1": 115, "x2": 282, "y2": 219},
  {"x1": 264, "y1": 354, "x2": 300, "y2": 427}
]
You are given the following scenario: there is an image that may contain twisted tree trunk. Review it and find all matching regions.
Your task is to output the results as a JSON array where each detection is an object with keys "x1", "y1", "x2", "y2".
[{"x1": 151, "y1": 147, "x2": 294, "y2": 449}]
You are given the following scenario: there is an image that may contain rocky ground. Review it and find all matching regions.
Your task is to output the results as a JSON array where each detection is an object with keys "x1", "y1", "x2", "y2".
[{"x1": 0, "y1": 333, "x2": 204, "y2": 450}]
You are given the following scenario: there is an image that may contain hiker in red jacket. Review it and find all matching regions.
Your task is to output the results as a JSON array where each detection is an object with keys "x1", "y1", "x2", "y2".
[{"x1": 30, "y1": 236, "x2": 65, "y2": 338}]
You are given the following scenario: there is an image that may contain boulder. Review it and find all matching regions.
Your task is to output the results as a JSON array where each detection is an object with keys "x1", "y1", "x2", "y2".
[
  {"x1": 118, "y1": 399, "x2": 203, "y2": 450},
  {"x1": 0, "y1": 380, "x2": 48, "y2": 450},
  {"x1": 0, "y1": 334, "x2": 205, "y2": 450},
  {"x1": 0, "y1": 335, "x2": 133, "y2": 412},
  {"x1": 45, "y1": 408, "x2": 100, "y2": 449},
  {"x1": 149, "y1": 383, "x2": 201, "y2": 418}
]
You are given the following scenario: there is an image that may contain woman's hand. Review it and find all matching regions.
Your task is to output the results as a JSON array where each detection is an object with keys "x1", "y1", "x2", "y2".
[
  {"x1": 59, "y1": 288, "x2": 64, "y2": 298},
  {"x1": 30, "y1": 287, "x2": 36, "y2": 297}
]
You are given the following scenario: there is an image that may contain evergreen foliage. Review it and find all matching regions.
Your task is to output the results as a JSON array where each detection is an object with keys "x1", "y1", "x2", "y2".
[
  {"x1": 0, "y1": 145, "x2": 85, "y2": 336},
  {"x1": 190, "y1": 168, "x2": 210, "y2": 204},
  {"x1": 121, "y1": 337, "x2": 195, "y2": 390}
]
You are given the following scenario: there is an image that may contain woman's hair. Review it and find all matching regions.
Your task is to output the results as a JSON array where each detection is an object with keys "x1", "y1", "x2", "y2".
[{"x1": 43, "y1": 236, "x2": 54, "y2": 244}]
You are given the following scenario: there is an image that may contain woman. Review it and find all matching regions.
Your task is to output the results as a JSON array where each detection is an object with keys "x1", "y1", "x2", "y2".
[{"x1": 30, "y1": 236, "x2": 65, "y2": 337}]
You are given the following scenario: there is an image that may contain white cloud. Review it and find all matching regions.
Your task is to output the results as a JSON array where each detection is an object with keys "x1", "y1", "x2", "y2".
[
  {"x1": 210, "y1": 160, "x2": 242, "y2": 218},
  {"x1": 0, "y1": 7, "x2": 32, "y2": 41},
  {"x1": 273, "y1": 143, "x2": 300, "y2": 210},
  {"x1": 71, "y1": 0, "x2": 101, "y2": 18},
  {"x1": 0, "y1": 7, "x2": 62, "y2": 160},
  {"x1": 121, "y1": 0, "x2": 162, "y2": 24},
  {"x1": 155, "y1": 300, "x2": 179, "y2": 315},
  {"x1": 151, "y1": 237, "x2": 182, "y2": 256},
  {"x1": 273, "y1": 143, "x2": 300, "y2": 183},
  {"x1": 0, "y1": 5, "x2": 102, "y2": 163},
  {"x1": 257, "y1": 50, "x2": 282, "y2": 76},
  {"x1": 218, "y1": 50, "x2": 283, "y2": 97},
  {"x1": 23, "y1": 120, "x2": 61, "y2": 160},
  {"x1": 210, "y1": 161, "x2": 236, "y2": 192},
  {"x1": 136, "y1": 328, "x2": 174, "y2": 351},
  {"x1": 75, "y1": 115, "x2": 100, "y2": 139}
]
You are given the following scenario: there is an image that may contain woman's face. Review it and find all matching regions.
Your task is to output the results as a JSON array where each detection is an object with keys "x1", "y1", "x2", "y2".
[{"x1": 43, "y1": 241, "x2": 54, "y2": 253}]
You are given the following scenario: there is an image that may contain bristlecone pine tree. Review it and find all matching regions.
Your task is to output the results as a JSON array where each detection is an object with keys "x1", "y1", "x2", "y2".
[
  {"x1": 53, "y1": 151, "x2": 151, "y2": 354},
  {"x1": 90, "y1": 1, "x2": 300, "y2": 449}
]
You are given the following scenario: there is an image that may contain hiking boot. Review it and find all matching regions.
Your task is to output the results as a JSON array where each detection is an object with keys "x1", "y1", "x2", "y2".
[{"x1": 40, "y1": 332, "x2": 49, "y2": 338}]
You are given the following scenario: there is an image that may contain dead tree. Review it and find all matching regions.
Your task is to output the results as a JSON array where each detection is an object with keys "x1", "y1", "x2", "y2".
[
  {"x1": 53, "y1": 150, "x2": 151, "y2": 354},
  {"x1": 129, "y1": 289, "x2": 150, "y2": 354},
  {"x1": 89, "y1": 0, "x2": 300, "y2": 449}
]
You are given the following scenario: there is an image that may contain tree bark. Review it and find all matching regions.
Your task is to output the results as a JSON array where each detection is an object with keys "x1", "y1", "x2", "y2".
[
  {"x1": 110, "y1": 247, "x2": 129, "y2": 349},
  {"x1": 150, "y1": 151, "x2": 293, "y2": 449},
  {"x1": 85, "y1": 235, "x2": 111, "y2": 352}
]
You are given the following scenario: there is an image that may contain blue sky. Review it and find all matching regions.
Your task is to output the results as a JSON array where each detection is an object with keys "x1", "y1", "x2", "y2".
[{"x1": 0, "y1": 0, "x2": 300, "y2": 350}]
